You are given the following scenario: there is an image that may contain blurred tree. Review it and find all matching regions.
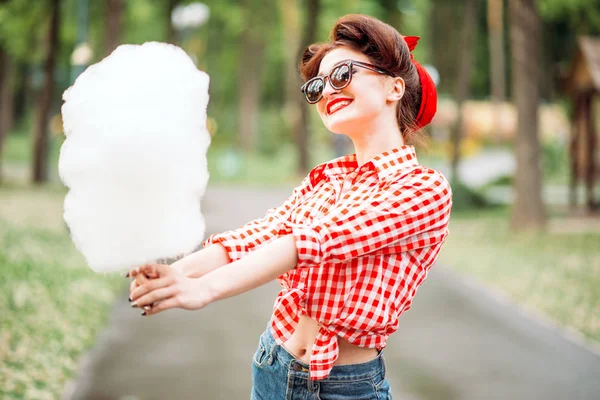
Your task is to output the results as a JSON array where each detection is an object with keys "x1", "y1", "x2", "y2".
[
  {"x1": 33, "y1": 0, "x2": 61, "y2": 183},
  {"x1": 378, "y1": 0, "x2": 403, "y2": 30},
  {"x1": 487, "y1": 0, "x2": 506, "y2": 139},
  {"x1": 237, "y1": 0, "x2": 265, "y2": 152},
  {"x1": 538, "y1": 0, "x2": 600, "y2": 101},
  {"x1": 0, "y1": 0, "x2": 47, "y2": 178},
  {"x1": 297, "y1": 0, "x2": 321, "y2": 173},
  {"x1": 280, "y1": 0, "x2": 321, "y2": 174},
  {"x1": 237, "y1": 0, "x2": 279, "y2": 152},
  {"x1": 279, "y1": 0, "x2": 303, "y2": 170},
  {"x1": 0, "y1": 44, "x2": 14, "y2": 182},
  {"x1": 104, "y1": 0, "x2": 123, "y2": 56},
  {"x1": 540, "y1": 0, "x2": 600, "y2": 35},
  {"x1": 429, "y1": 0, "x2": 462, "y2": 96},
  {"x1": 509, "y1": 0, "x2": 545, "y2": 230},
  {"x1": 450, "y1": 0, "x2": 479, "y2": 180},
  {"x1": 166, "y1": 0, "x2": 180, "y2": 44}
]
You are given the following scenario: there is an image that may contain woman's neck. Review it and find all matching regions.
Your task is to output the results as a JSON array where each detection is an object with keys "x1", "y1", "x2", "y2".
[{"x1": 349, "y1": 123, "x2": 405, "y2": 166}]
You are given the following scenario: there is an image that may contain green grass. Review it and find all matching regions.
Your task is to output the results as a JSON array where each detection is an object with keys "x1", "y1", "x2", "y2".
[
  {"x1": 440, "y1": 207, "x2": 600, "y2": 347},
  {"x1": 0, "y1": 185, "x2": 125, "y2": 399}
]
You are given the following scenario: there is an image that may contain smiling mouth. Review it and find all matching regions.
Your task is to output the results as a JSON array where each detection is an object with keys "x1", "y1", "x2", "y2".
[{"x1": 327, "y1": 99, "x2": 353, "y2": 115}]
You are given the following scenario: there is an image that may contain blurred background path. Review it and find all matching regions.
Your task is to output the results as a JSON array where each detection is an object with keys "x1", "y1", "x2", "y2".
[{"x1": 63, "y1": 185, "x2": 600, "y2": 400}]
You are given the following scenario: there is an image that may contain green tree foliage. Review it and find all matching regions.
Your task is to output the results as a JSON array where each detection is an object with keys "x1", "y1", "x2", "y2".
[
  {"x1": 0, "y1": 0, "x2": 48, "y2": 63},
  {"x1": 0, "y1": 0, "x2": 598, "y2": 164}
]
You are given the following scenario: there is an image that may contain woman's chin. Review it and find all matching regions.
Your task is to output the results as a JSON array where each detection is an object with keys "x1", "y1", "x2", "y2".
[{"x1": 324, "y1": 115, "x2": 362, "y2": 135}]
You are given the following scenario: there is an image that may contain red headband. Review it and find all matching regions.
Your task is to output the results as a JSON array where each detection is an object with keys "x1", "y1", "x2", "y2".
[{"x1": 403, "y1": 36, "x2": 437, "y2": 129}]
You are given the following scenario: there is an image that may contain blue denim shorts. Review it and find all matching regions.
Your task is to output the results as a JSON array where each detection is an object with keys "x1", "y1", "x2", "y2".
[{"x1": 251, "y1": 325, "x2": 393, "y2": 399}]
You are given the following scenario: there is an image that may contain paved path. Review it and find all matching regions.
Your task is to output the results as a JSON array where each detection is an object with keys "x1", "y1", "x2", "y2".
[{"x1": 64, "y1": 185, "x2": 600, "y2": 400}]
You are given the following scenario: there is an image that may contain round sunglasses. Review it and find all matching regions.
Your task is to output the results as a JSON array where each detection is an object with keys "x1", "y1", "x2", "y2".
[{"x1": 300, "y1": 60, "x2": 395, "y2": 104}]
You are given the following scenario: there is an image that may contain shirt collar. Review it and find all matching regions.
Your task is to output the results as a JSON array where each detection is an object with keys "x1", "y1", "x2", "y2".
[
  {"x1": 367, "y1": 146, "x2": 419, "y2": 180},
  {"x1": 312, "y1": 145, "x2": 419, "y2": 183}
]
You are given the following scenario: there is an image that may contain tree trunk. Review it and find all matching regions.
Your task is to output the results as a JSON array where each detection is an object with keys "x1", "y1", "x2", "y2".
[
  {"x1": 0, "y1": 46, "x2": 16, "y2": 182},
  {"x1": 584, "y1": 93, "x2": 597, "y2": 211},
  {"x1": 569, "y1": 94, "x2": 581, "y2": 209},
  {"x1": 237, "y1": 0, "x2": 264, "y2": 152},
  {"x1": 279, "y1": 0, "x2": 303, "y2": 169},
  {"x1": 509, "y1": 0, "x2": 545, "y2": 230},
  {"x1": 104, "y1": 0, "x2": 123, "y2": 56},
  {"x1": 280, "y1": 0, "x2": 319, "y2": 174},
  {"x1": 450, "y1": 0, "x2": 478, "y2": 180},
  {"x1": 295, "y1": 0, "x2": 321, "y2": 174},
  {"x1": 166, "y1": 0, "x2": 179, "y2": 44},
  {"x1": 430, "y1": 0, "x2": 462, "y2": 96},
  {"x1": 33, "y1": 0, "x2": 60, "y2": 184},
  {"x1": 487, "y1": 0, "x2": 506, "y2": 140}
]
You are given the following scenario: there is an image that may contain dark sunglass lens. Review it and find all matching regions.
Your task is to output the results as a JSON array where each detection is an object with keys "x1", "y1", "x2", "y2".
[
  {"x1": 305, "y1": 78, "x2": 324, "y2": 102},
  {"x1": 330, "y1": 65, "x2": 350, "y2": 89}
]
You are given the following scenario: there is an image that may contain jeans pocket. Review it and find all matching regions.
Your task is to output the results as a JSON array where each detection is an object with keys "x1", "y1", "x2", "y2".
[
  {"x1": 252, "y1": 343, "x2": 267, "y2": 367},
  {"x1": 252, "y1": 333, "x2": 275, "y2": 368},
  {"x1": 373, "y1": 378, "x2": 392, "y2": 400},
  {"x1": 372, "y1": 370, "x2": 393, "y2": 400}
]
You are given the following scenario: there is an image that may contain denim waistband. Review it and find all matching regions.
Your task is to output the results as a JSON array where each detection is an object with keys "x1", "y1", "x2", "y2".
[{"x1": 262, "y1": 324, "x2": 386, "y2": 382}]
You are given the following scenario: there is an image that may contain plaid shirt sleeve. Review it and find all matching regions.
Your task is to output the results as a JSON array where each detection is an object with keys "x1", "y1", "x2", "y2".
[
  {"x1": 202, "y1": 176, "x2": 313, "y2": 261},
  {"x1": 292, "y1": 169, "x2": 452, "y2": 268}
]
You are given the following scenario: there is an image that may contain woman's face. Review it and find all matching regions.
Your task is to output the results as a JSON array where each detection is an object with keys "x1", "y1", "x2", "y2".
[{"x1": 313, "y1": 47, "x2": 397, "y2": 135}]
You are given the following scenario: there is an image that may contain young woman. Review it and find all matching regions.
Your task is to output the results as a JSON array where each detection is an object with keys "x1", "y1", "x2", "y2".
[{"x1": 129, "y1": 14, "x2": 452, "y2": 399}]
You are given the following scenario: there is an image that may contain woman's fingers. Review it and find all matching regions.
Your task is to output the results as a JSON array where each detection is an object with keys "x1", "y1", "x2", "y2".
[
  {"x1": 128, "y1": 264, "x2": 168, "y2": 296},
  {"x1": 134, "y1": 271, "x2": 149, "y2": 286},
  {"x1": 131, "y1": 276, "x2": 174, "y2": 301},
  {"x1": 141, "y1": 296, "x2": 180, "y2": 316},
  {"x1": 132, "y1": 286, "x2": 178, "y2": 308},
  {"x1": 138, "y1": 264, "x2": 173, "y2": 278},
  {"x1": 129, "y1": 279, "x2": 139, "y2": 300},
  {"x1": 128, "y1": 264, "x2": 165, "y2": 281},
  {"x1": 127, "y1": 263, "x2": 180, "y2": 313}
]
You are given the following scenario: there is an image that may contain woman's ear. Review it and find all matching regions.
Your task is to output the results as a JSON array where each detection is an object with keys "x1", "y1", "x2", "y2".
[{"x1": 387, "y1": 77, "x2": 405, "y2": 102}]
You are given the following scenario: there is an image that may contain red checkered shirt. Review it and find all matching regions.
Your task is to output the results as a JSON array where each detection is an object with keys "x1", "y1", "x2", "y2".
[{"x1": 204, "y1": 146, "x2": 452, "y2": 380}]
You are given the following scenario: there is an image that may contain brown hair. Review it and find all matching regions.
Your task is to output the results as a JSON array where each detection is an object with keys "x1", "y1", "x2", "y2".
[{"x1": 299, "y1": 14, "x2": 426, "y2": 146}]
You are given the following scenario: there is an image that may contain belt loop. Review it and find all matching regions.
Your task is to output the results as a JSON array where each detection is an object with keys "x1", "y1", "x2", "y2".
[
  {"x1": 307, "y1": 377, "x2": 318, "y2": 392},
  {"x1": 381, "y1": 352, "x2": 387, "y2": 379}
]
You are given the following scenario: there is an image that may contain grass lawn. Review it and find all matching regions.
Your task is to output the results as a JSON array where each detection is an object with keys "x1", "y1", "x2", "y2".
[
  {"x1": 439, "y1": 207, "x2": 600, "y2": 348},
  {"x1": 0, "y1": 184, "x2": 125, "y2": 399}
]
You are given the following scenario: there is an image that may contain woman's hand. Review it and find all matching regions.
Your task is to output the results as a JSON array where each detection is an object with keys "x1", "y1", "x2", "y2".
[{"x1": 128, "y1": 264, "x2": 214, "y2": 316}]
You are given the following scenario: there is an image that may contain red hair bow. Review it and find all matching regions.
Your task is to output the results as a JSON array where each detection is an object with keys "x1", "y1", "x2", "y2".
[{"x1": 403, "y1": 36, "x2": 437, "y2": 129}]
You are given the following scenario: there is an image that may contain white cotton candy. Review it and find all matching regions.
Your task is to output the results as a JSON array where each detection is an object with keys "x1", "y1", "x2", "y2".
[{"x1": 59, "y1": 42, "x2": 211, "y2": 273}]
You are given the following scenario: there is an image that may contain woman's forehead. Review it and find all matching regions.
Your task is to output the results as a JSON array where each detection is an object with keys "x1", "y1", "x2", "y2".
[{"x1": 318, "y1": 48, "x2": 370, "y2": 75}]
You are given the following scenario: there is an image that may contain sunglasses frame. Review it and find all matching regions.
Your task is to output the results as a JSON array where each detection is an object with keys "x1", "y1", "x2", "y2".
[{"x1": 300, "y1": 60, "x2": 395, "y2": 104}]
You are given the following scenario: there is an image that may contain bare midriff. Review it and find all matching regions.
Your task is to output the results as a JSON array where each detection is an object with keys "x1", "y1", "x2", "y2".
[{"x1": 281, "y1": 314, "x2": 378, "y2": 365}]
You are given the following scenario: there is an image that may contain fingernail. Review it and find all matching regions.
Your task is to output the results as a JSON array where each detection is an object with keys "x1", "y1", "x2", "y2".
[
  {"x1": 131, "y1": 302, "x2": 138, "y2": 308},
  {"x1": 143, "y1": 306, "x2": 151, "y2": 311},
  {"x1": 125, "y1": 272, "x2": 130, "y2": 278},
  {"x1": 128, "y1": 296, "x2": 132, "y2": 302},
  {"x1": 141, "y1": 311, "x2": 147, "y2": 316}
]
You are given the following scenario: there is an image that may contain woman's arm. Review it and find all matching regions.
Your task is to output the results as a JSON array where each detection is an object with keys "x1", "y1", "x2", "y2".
[
  {"x1": 128, "y1": 243, "x2": 230, "y2": 296},
  {"x1": 291, "y1": 169, "x2": 453, "y2": 269},
  {"x1": 129, "y1": 235, "x2": 298, "y2": 315},
  {"x1": 171, "y1": 243, "x2": 231, "y2": 278},
  {"x1": 203, "y1": 174, "x2": 313, "y2": 262}
]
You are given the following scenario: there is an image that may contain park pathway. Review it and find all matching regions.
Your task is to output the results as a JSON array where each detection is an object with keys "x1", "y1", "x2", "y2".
[{"x1": 64, "y1": 185, "x2": 600, "y2": 400}]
